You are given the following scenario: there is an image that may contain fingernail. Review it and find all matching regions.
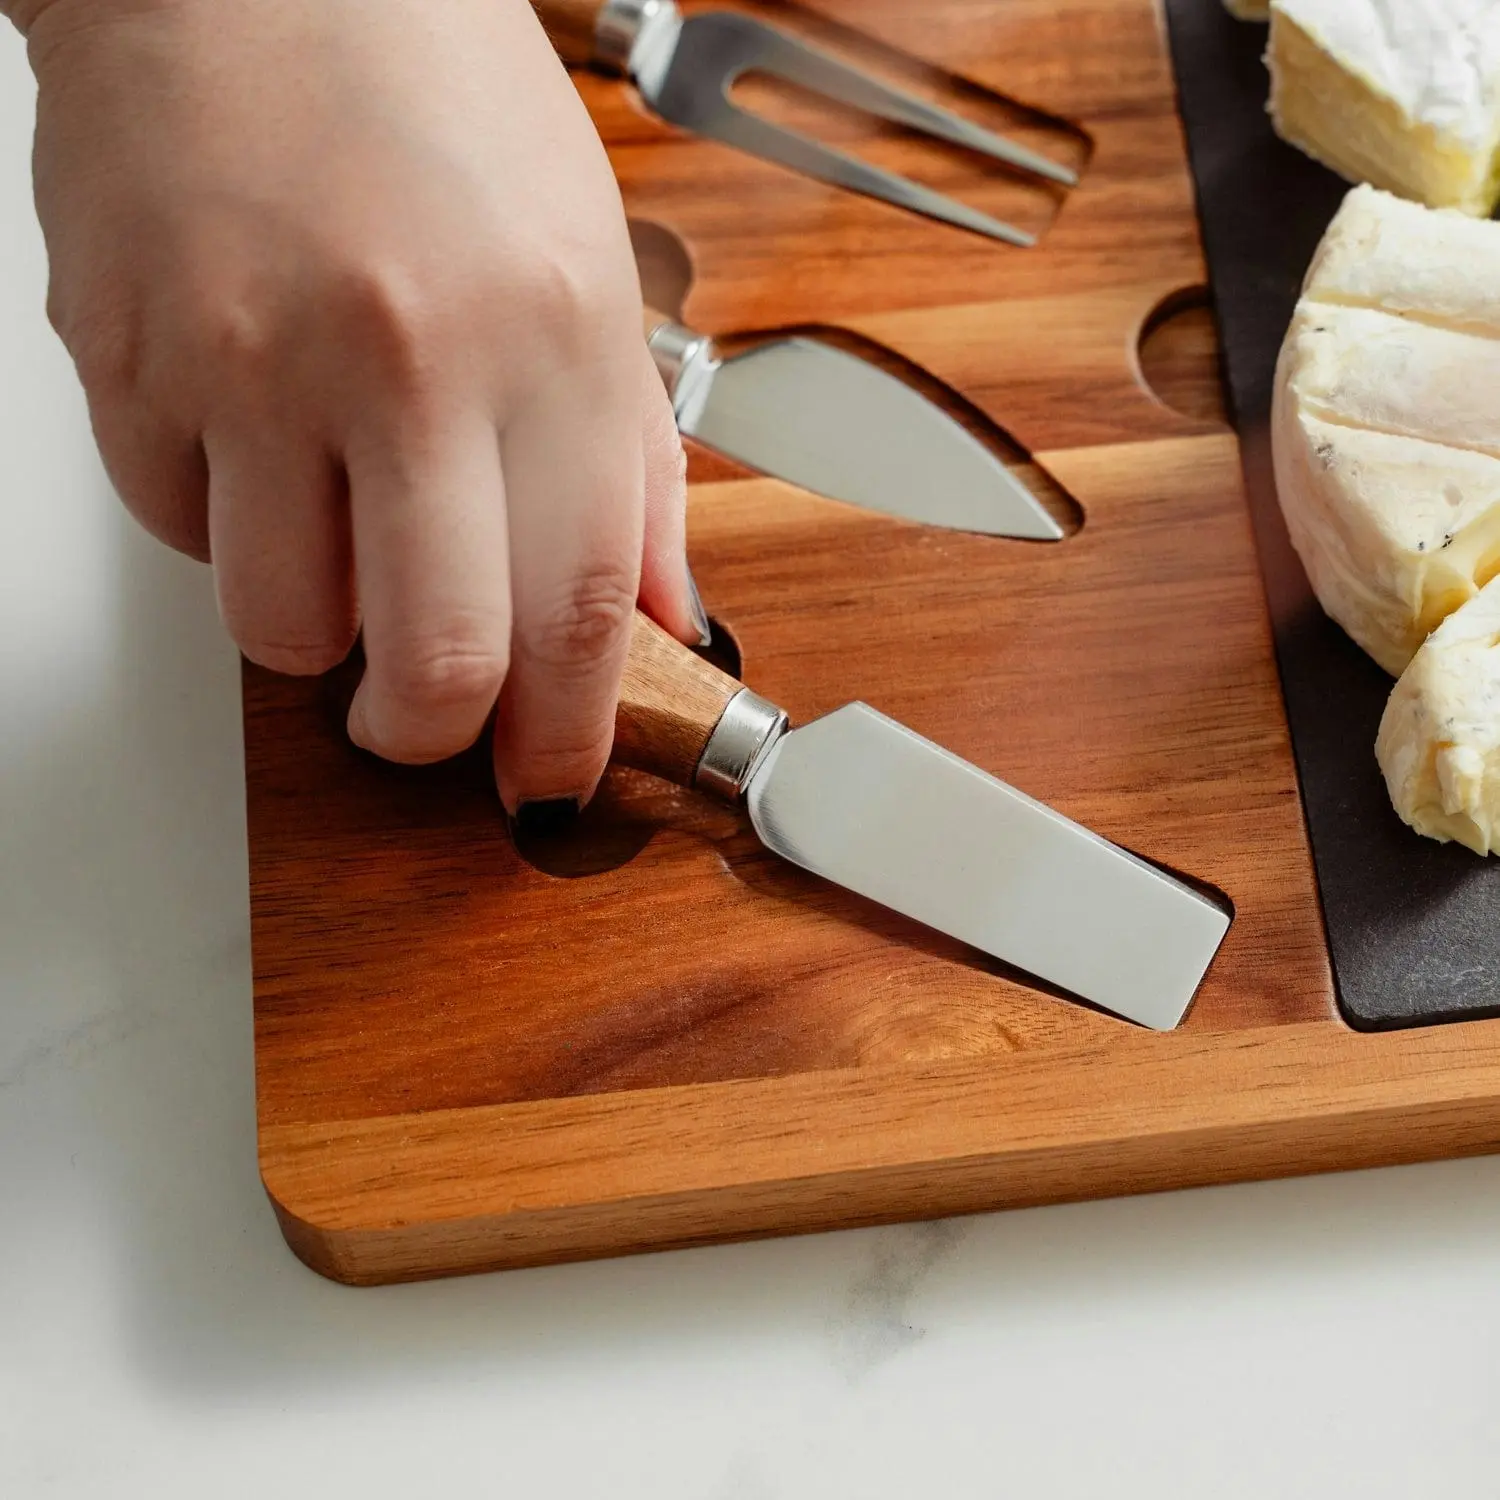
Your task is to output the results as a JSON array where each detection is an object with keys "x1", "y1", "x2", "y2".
[
  {"x1": 512, "y1": 797, "x2": 582, "y2": 837},
  {"x1": 686, "y1": 566, "x2": 713, "y2": 649}
]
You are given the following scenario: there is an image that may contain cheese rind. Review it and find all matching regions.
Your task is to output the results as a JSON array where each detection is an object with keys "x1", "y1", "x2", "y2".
[
  {"x1": 1302, "y1": 184, "x2": 1500, "y2": 331},
  {"x1": 1273, "y1": 185, "x2": 1500, "y2": 675},
  {"x1": 1378, "y1": 577, "x2": 1500, "y2": 853},
  {"x1": 1268, "y1": 0, "x2": 1500, "y2": 215}
]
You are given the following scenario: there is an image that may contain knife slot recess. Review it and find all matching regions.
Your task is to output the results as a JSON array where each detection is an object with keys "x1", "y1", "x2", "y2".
[
  {"x1": 694, "y1": 615, "x2": 744, "y2": 680},
  {"x1": 508, "y1": 773, "x2": 1224, "y2": 1029},
  {"x1": 713, "y1": 323, "x2": 1084, "y2": 537},
  {"x1": 1119, "y1": 843, "x2": 1236, "y2": 925},
  {"x1": 508, "y1": 770, "x2": 670, "y2": 879},
  {"x1": 1136, "y1": 287, "x2": 1232, "y2": 428},
  {"x1": 629, "y1": 218, "x2": 694, "y2": 324},
  {"x1": 722, "y1": 1, "x2": 1087, "y2": 245},
  {"x1": 511, "y1": 617, "x2": 744, "y2": 879}
]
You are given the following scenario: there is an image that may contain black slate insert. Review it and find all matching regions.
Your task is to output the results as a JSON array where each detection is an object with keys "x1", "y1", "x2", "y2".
[{"x1": 1162, "y1": 0, "x2": 1500, "y2": 1028}]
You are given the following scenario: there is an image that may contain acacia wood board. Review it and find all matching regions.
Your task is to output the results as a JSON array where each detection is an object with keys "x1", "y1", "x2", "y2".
[{"x1": 246, "y1": 0, "x2": 1500, "y2": 1284}]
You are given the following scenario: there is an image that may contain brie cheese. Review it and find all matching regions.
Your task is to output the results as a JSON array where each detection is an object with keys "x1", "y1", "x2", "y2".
[
  {"x1": 1268, "y1": 0, "x2": 1500, "y2": 215},
  {"x1": 1378, "y1": 576, "x2": 1500, "y2": 853},
  {"x1": 1272, "y1": 185, "x2": 1500, "y2": 676}
]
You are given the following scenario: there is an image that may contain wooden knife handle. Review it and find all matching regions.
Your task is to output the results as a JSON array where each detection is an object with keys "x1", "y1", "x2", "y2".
[
  {"x1": 532, "y1": 0, "x2": 603, "y2": 65},
  {"x1": 614, "y1": 612, "x2": 742, "y2": 787}
]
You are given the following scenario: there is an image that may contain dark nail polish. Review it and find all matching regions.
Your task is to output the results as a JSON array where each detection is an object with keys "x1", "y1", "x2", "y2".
[
  {"x1": 686, "y1": 567, "x2": 714, "y2": 649},
  {"x1": 513, "y1": 797, "x2": 582, "y2": 837}
]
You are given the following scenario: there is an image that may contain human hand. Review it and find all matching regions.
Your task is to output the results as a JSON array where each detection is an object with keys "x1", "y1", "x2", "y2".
[{"x1": 13, "y1": 0, "x2": 705, "y2": 818}]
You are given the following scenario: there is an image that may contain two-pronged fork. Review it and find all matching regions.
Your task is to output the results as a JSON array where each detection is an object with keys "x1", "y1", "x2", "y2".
[{"x1": 535, "y1": 0, "x2": 1078, "y2": 244}]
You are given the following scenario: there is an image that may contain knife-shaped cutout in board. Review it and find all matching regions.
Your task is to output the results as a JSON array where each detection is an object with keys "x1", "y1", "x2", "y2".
[
  {"x1": 627, "y1": 216, "x2": 1080, "y2": 536},
  {"x1": 602, "y1": 612, "x2": 1232, "y2": 1030},
  {"x1": 535, "y1": 0, "x2": 1082, "y2": 244},
  {"x1": 643, "y1": 301, "x2": 1072, "y2": 539}
]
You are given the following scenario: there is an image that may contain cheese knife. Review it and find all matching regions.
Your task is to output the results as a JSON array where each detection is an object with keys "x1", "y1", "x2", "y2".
[
  {"x1": 535, "y1": 0, "x2": 1076, "y2": 244},
  {"x1": 616, "y1": 612, "x2": 1230, "y2": 1028},
  {"x1": 644, "y1": 304, "x2": 1064, "y2": 539}
]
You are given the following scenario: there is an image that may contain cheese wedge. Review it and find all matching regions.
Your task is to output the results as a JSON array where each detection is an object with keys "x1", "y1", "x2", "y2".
[
  {"x1": 1272, "y1": 185, "x2": 1500, "y2": 676},
  {"x1": 1378, "y1": 577, "x2": 1500, "y2": 853},
  {"x1": 1268, "y1": 0, "x2": 1500, "y2": 215}
]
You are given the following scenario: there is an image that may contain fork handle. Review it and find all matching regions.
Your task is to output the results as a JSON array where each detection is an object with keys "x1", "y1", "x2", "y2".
[{"x1": 532, "y1": 0, "x2": 604, "y2": 65}]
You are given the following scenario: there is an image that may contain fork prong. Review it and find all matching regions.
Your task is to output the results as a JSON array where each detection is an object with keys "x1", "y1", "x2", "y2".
[
  {"x1": 707, "y1": 104, "x2": 1036, "y2": 246},
  {"x1": 739, "y1": 22, "x2": 1078, "y2": 187}
]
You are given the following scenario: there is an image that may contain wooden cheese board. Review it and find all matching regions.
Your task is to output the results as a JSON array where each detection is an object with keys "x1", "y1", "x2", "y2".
[{"x1": 246, "y1": 0, "x2": 1500, "y2": 1284}]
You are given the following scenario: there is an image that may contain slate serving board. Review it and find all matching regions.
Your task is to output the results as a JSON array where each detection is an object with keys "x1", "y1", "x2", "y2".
[{"x1": 1163, "y1": 0, "x2": 1500, "y2": 1030}]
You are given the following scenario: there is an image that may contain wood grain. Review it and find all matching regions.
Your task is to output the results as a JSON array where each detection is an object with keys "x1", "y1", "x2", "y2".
[
  {"x1": 614, "y1": 612, "x2": 742, "y2": 785},
  {"x1": 240, "y1": 0, "x2": 1429, "y2": 1284},
  {"x1": 264, "y1": 1020, "x2": 1500, "y2": 1282},
  {"x1": 1137, "y1": 290, "x2": 1229, "y2": 426}
]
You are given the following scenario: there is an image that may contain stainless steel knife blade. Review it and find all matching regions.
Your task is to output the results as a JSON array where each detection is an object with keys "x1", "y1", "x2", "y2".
[
  {"x1": 648, "y1": 317, "x2": 1064, "y2": 541},
  {"x1": 613, "y1": 615, "x2": 1231, "y2": 1031},
  {"x1": 743, "y1": 702, "x2": 1229, "y2": 1029}
]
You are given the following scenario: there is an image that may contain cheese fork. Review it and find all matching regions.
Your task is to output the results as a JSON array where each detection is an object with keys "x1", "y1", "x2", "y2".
[{"x1": 534, "y1": 0, "x2": 1078, "y2": 245}]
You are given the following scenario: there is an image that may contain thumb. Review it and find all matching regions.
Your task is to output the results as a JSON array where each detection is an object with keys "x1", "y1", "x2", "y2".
[{"x1": 634, "y1": 345, "x2": 710, "y2": 648}]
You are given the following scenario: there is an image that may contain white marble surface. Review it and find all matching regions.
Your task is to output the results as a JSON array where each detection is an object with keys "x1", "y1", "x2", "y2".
[{"x1": 5, "y1": 29, "x2": 1500, "y2": 1499}]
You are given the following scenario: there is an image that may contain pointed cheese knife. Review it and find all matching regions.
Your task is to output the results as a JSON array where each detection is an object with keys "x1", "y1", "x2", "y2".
[
  {"x1": 645, "y1": 305, "x2": 1063, "y2": 539},
  {"x1": 615, "y1": 613, "x2": 1230, "y2": 1028}
]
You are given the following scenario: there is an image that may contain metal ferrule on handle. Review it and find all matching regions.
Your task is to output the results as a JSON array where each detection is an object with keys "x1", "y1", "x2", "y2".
[
  {"x1": 594, "y1": 0, "x2": 683, "y2": 93},
  {"x1": 645, "y1": 318, "x2": 719, "y2": 429},
  {"x1": 694, "y1": 689, "x2": 788, "y2": 801}
]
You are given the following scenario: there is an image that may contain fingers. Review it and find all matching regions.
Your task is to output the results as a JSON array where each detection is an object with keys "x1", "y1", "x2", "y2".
[
  {"x1": 205, "y1": 427, "x2": 356, "y2": 674},
  {"x1": 86, "y1": 395, "x2": 211, "y2": 561},
  {"x1": 490, "y1": 376, "x2": 644, "y2": 816},
  {"x1": 345, "y1": 403, "x2": 510, "y2": 764},
  {"x1": 633, "y1": 345, "x2": 709, "y2": 648}
]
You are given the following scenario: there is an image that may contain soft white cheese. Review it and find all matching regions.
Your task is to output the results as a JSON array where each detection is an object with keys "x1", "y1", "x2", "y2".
[
  {"x1": 1378, "y1": 576, "x2": 1500, "y2": 852},
  {"x1": 1268, "y1": 0, "x2": 1500, "y2": 214},
  {"x1": 1272, "y1": 185, "x2": 1500, "y2": 675}
]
